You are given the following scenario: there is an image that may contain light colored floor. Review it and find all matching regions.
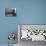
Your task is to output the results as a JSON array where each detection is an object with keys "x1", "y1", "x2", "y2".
[
  {"x1": 19, "y1": 40, "x2": 46, "y2": 46},
  {"x1": 0, "y1": 44, "x2": 18, "y2": 46},
  {"x1": 0, "y1": 41, "x2": 46, "y2": 46}
]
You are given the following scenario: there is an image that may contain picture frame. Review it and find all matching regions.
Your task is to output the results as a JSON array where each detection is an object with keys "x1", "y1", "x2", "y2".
[{"x1": 5, "y1": 8, "x2": 16, "y2": 16}]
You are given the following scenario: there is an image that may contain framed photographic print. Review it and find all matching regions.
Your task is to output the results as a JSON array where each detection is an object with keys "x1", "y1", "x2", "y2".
[{"x1": 5, "y1": 8, "x2": 16, "y2": 16}]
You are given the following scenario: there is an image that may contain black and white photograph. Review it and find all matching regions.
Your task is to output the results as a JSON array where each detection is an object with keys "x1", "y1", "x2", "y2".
[{"x1": 5, "y1": 8, "x2": 16, "y2": 16}]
